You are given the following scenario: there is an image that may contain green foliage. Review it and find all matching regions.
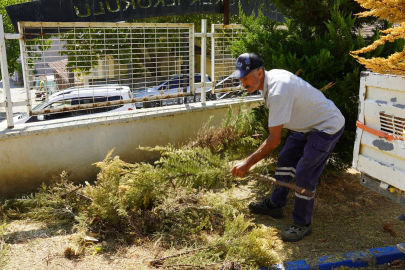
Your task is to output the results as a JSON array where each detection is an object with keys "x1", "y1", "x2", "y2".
[
  {"x1": 269, "y1": 0, "x2": 374, "y2": 38},
  {"x1": 5, "y1": 172, "x2": 90, "y2": 227},
  {"x1": 0, "y1": 222, "x2": 7, "y2": 269},
  {"x1": 215, "y1": 215, "x2": 280, "y2": 268},
  {"x1": 0, "y1": 0, "x2": 33, "y2": 79},
  {"x1": 231, "y1": 3, "x2": 404, "y2": 171},
  {"x1": 189, "y1": 103, "x2": 265, "y2": 160},
  {"x1": 151, "y1": 145, "x2": 233, "y2": 189},
  {"x1": 164, "y1": 215, "x2": 281, "y2": 268}
]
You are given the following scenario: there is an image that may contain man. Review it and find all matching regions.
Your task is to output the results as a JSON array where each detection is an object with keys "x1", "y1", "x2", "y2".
[{"x1": 231, "y1": 53, "x2": 345, "y2": 242}]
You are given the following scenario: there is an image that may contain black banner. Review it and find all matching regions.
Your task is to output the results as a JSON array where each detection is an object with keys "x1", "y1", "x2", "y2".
[{"x1": 6, "y1": 0, "x2": 284, "y2": 33}]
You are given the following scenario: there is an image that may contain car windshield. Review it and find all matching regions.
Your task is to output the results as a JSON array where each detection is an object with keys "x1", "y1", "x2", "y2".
[{"x1": 33, "y1": 101, "x2": 46, "y2": 110}]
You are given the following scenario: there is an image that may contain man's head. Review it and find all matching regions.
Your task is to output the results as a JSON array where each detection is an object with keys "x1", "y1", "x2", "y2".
[{"x1": 232, "y1": 53, "x2": 265, "y2": 92}]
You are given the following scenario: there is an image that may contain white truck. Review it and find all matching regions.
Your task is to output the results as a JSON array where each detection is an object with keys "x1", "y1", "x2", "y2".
[{"x1": 352, "y1": 71, "x2": 405, "y2": 252}]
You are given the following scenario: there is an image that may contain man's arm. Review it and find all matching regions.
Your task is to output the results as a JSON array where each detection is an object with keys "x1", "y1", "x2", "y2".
[{"x1": 231, "y1": 124, "x2": 283, "y2": 177}]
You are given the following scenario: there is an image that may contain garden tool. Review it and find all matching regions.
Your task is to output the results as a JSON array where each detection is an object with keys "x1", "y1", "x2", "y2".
[{"x1": 246, "y1": 172, "x2": 315, "y2": 198}]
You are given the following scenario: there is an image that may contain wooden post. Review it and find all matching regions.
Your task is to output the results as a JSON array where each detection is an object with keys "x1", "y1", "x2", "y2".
[{"x1": 223, "y1": 0, "x2": 229, "y2": 25}]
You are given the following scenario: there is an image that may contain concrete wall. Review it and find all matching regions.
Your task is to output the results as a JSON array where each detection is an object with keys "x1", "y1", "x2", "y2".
[{"x1": 0, "y1": 97, "x2": 261, "y2": 197}]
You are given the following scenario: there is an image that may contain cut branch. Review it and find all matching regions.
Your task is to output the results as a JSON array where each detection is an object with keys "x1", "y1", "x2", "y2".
[
  {"x1": 63, "y1": 184, "x2": 93, "y2": 201},
  {"x1": 127, "y1": 216, "x2": 144, "y2": 238},
  {"x1": 147, "y1": 246, "x2": 210, "y2": 266},
  {"x1": 61, "y1": 186, "x2": 82, "y2": 198},
  {"x1": 147, "y1": 241, "x2": 232, "y2": 266}
]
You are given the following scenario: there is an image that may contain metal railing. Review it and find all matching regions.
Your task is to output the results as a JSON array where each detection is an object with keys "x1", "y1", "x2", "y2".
[
  {"x1": 211, "y1": 24, "x2": 245, "y2": 95},
  {"x1": 0, "y1": 19, "x2": 255, "y2": 128}
]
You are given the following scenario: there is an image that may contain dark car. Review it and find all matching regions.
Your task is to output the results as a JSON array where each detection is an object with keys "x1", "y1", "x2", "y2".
[{"x1": 133, "y1": 73, "x2": 214, "y2": 108}]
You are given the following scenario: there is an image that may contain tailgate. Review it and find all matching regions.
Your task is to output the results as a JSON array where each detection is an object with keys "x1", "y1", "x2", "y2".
[{"x1": 352, "y1": 72, "x2": 405, "y2": 205}]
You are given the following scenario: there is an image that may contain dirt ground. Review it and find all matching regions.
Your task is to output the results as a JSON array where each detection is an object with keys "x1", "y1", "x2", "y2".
[{"x1": 1, "y1": 168, "x2": 404, "y2": 269}]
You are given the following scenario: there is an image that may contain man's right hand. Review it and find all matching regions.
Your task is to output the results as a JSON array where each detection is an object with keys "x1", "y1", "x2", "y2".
[
  {"x1": 231, "y1": 124, "x2": 283, "y2": 178},
  {"x1": 231, "y1": 161, "x2": 251, "y2": 178}
]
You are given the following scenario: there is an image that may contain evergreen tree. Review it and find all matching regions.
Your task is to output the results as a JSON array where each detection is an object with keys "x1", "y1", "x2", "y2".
[
  {"x1": 351, "y1": 0, "x2": 405, "y2": 75},
  {"x1": 270, "y1": 0, "x2": 374, "y2": 37}
]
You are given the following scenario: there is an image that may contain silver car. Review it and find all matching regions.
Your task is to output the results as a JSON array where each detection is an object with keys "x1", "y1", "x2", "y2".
[{"x1": 14, "y1": 86, "x2": 136, "y2": 125}]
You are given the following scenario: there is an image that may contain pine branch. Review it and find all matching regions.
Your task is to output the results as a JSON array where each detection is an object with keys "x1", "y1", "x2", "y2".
[
  {"x1": 147, "y1": 247, "x2": 210, "y2": 266},
  {"x1": 166, "y1": 173, "x2": 194, "y2": 180},
  {"x1": 161, "y1": 263, "x2": 219, "y2": 269},
  {"x1": 126, "y1": 216, "x2": 144, "y2": 238},
  {"x1": 63, "y1": 183, "x2": 93, "y2": 201},
  {"x1": 61, "y1": 186, "x2": 83, "y2": 198},
  {"x1": 147, "y1": 241, "x2": 232, "y2": 266}
]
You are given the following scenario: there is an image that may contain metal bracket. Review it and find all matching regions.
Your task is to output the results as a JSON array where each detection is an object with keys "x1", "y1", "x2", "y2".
[{"x1": 360, "y1": 173, "x2": 405, "y2": 207}]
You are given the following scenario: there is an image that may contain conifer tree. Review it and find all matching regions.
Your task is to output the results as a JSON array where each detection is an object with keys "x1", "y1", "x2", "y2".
[{"x1": 350, "y1": 0, "x2": 405, "y2": 75}]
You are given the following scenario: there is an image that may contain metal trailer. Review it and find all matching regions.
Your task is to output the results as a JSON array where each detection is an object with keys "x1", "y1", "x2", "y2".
[
  {"x1": 353, "y1": 71, "x2": 405, "y2": 206},
  {"x1": 352, "y1": 71, "x2": 405, "y2": 253}
]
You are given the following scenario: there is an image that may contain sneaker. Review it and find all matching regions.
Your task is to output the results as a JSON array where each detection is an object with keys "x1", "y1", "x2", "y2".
[
  {"x1": 248, "y1": 198, "x2": 283, "y2": 219},
  {"x1": 282, "y1": 222, "x2": 313, "y2": 242}
]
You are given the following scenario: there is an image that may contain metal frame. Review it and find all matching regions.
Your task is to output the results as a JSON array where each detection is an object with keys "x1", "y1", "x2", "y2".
[
  {"x1": 20, "y1": 21, "x2": 195, "y2": 114},
  {"x1": 210, "y1": 24, "x2": 244, "y2": 95},
  {"x1": 361, "y1": 173, "x2": 405, "y2": 207},
  {"x1": 0, "y1": 17, "x2": 24, "y2": 128}
]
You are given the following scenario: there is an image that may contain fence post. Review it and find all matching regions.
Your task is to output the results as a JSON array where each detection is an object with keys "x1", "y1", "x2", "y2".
[
  {"x1": 211, "y1": 24, "x2": 215, "y2": 95},
  {"x1": 189, "y1": 24, "x2": 195, "y2": 97},
  {"x1": 0, "y1": 16, "x2": 14, "y2": 128},
  {"x1": 200, "y1": 19, "x2": 207, "y2": 104},
  {"x1": 17, "y1": 22, "x2": 31, "y2": 115}
]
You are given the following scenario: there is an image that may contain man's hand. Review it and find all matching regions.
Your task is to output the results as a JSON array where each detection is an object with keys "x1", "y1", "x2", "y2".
[
  {"x1": 231, "y1": 124, "x2": 283, "y2": 178},
  {"x1": 231, "y1": 160, "x2": 252, "y2": 178}
]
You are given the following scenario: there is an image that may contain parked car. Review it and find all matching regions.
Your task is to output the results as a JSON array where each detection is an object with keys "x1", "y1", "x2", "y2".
[
  {"x1": 13, "y1": 86, "x2": 135, "y2": 125},
  {"x1": 133, "y1": 73, "x2": 214, "y2": 108}
]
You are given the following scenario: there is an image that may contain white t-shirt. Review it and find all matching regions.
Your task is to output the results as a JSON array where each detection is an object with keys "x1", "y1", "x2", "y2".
[{"x1": 262, "y1": 69, "x2": 345, "y2": 134}]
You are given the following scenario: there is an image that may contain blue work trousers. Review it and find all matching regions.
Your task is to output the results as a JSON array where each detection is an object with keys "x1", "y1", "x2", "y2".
[{"x1": 270, "y1": 126, "x2": 344, "y2": 225}]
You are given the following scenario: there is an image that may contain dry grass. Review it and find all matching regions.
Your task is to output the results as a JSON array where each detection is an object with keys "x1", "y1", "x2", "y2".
[
  {"x1": 254, "y1": 168, "x2": 405, "y2": 263},
  {"x1": 1, "y1": 168, "x2": 404, "y2": 269}
]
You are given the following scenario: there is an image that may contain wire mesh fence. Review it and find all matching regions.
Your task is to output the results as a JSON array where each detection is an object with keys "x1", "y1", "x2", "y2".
[
  {"x1": 211, "y1": 24, "x2": 260, "y2": 99},
  {"x1": 18, "y1": 22, "x2": 194, "y2": 120},
  {"x1": 211, "y1": 24, "x2": 249, "y2": 99}
]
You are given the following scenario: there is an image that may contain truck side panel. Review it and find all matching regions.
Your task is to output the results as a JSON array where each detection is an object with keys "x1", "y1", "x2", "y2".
[{"x1": 353, "y1": 72, "x2": 405, "y2": 205}]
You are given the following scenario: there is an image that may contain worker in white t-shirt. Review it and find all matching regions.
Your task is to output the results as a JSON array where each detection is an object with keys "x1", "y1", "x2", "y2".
[{"x1": 231, "y1": 53, "x2": 345, "y2": 242}]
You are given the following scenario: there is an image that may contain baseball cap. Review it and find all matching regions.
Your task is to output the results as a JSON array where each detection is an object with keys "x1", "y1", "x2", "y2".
[{"x1": 232, "y1": 53, "x2": 264, "y2": 79}]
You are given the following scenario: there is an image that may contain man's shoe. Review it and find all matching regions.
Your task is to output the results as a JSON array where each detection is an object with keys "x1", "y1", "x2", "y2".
[
  {"x1": 248, "y1": 198, "x2": 283, "y2": 219},
  {"x1": 282, "y1": 222, "x2": 313, "y2": 242}
]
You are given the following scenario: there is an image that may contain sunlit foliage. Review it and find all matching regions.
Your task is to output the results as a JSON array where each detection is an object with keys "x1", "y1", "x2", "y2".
[{"x1": 351, "y1": 0, "x2": 405, "y2": 75}]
